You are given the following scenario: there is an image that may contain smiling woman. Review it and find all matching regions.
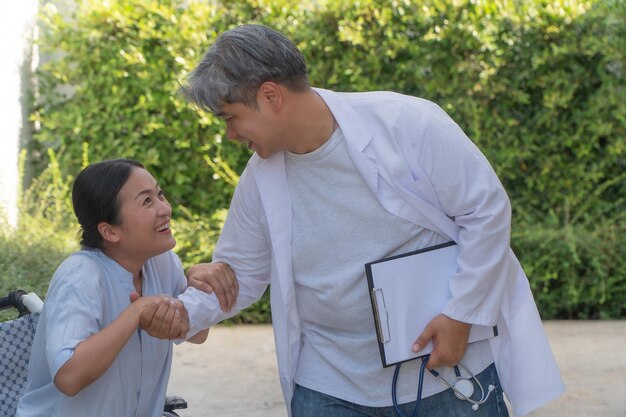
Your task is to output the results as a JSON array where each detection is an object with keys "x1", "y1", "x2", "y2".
[
  {"x1": 76, "y1": 161, "x2": 178, "y2": 284},
  {"x1": 14, "y1": 159, "x2": 209, "y2": 417}
]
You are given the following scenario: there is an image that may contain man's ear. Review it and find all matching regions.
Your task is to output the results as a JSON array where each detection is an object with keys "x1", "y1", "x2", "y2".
[
  {"x1": 97, "y1": 222, "x2": 120, "y2": 244},
  {"x1": 258, "y1": 81, "x2": 283, "y2": 111}
]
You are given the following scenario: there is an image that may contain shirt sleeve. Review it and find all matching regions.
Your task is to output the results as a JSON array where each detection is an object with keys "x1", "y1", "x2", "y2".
[
  {"x1": 412, "y1": 103, "x2": 511, "y2": 326},
  {"x1": 180, "y1": 164, "x2": 272, "y2": 338},
  {"x1": 43, "y1": 257, "x2": 103, "y2": 378}
]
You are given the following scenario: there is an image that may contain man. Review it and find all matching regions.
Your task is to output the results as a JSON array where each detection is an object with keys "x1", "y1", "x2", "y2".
[{"x1": 177, "y1": 24, "x2": 564, "y2": 417}]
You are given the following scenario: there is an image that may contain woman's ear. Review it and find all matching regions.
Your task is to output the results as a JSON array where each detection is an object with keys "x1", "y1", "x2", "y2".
[{"x1": 97, "y1": 222, "x2": 120, "y2": 244}]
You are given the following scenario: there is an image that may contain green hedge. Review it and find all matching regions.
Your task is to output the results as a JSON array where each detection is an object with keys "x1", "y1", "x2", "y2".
[
  {"x1": 0, "y1": 152, "x2": 76, "y2": 322},
  {"x1": 13, "y1": 0, "x2": 626, "y2": 320},
  {"x1": 31, "y1": 0, "x2": 251, "y2": 214}
]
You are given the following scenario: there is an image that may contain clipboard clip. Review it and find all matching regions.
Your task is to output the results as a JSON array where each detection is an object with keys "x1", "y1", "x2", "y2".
[{"x1": 371, "y1": 288, "x2": 391, "y2": 343}]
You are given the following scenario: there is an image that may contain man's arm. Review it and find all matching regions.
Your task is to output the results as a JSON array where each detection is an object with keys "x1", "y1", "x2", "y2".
[
  {"x1": 175, "y1": 167, "x2": 272, "y2": 339},
  {"x1": 187, "y1": 328, "x2": 210, "y2": 344},
  {"x1": 135, "y1": 261, "x2": 239, "y2": 340},
  {"x1": 406, "y1": 103, "x2": 512, "y2": 368}
]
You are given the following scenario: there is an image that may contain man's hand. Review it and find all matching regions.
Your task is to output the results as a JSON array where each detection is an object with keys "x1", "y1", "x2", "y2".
[
  {"x1": 186, "y1": 262, "x2": 239, "y2": 312},
  {"x1": 130, "y1": 293, "x2": 189, "y2": 340},
  {"x1": 412, "y1": 314, "x2": 471, "y2": 369}
]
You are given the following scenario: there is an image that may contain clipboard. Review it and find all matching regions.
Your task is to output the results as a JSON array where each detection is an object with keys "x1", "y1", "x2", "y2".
[{"x1": 365, "y1": 241, "x2": 497, "y2": 368}]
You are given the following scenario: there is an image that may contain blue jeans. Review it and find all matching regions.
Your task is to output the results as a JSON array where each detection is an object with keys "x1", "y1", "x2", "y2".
[{"x1": 291, "y1": 363, "x2": 509, "y2": 417}]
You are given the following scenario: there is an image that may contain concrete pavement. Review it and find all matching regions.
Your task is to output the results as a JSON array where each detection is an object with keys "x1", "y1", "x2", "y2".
[{"x1": 168, "y1": 321, "x2": 626, "y2": 417}]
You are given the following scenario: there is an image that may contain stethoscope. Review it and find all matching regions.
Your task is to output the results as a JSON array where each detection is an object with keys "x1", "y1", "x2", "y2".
[{"x1": 392, "y1": 354, "x2": 495, "y2": 417}]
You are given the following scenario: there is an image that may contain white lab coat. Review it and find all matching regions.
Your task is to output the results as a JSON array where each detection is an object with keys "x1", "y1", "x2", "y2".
[{"x1": 181, "y1": 88, "x2": 564, "y2": 417}]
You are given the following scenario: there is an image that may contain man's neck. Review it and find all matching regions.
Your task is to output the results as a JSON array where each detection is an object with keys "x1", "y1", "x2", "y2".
[{"x1": 284, "y1": 89, "x2": 337, "y2": 155}]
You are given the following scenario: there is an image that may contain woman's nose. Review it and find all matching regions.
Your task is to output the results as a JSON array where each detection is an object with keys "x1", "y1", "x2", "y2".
[{"x1": 158, "y1": 198, "x2": 172, "y2": 216}]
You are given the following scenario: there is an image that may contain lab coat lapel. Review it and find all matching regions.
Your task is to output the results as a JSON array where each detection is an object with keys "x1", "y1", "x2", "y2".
[
  {"x1": 316, "y1": 88, "x2": 458, "y2": 241},
  {"x1": 253, "y1": 154, "x2": 294, "y2": 307},
  {"x1": 314, "y1": 88, "x2": 379, "y2": 193}
]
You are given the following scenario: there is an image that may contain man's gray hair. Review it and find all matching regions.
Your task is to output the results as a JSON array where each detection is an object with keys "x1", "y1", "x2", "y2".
[{"x1": 180, "y1": 24, "x2": 309, "y2": 114}]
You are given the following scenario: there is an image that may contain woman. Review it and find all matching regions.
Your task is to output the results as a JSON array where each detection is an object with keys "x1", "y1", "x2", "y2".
[{"x1": 16, "y1": 159, "x2": 209, "y2": 417}]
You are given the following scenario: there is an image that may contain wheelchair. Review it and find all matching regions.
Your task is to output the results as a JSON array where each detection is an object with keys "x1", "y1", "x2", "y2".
[{"x1": 0, "y1": 289, "x2": 188, "y2": 417}]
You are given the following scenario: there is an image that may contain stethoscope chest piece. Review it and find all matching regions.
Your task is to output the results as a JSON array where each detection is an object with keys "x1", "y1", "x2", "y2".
[
  {"x1": 392, "y1": 356, "x2": 496, "y2": 417},
  {"x1": 453, "y1": 378, "x2": 474, "y2": 400}
]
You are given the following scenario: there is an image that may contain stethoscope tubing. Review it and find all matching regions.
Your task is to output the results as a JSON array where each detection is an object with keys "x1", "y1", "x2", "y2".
[
  {"x1": 391, "y1": 354, "x2": 494, "y2": 417},
  {"x1": 392, "y1": 355, "x2": 429, "y2": 417}
]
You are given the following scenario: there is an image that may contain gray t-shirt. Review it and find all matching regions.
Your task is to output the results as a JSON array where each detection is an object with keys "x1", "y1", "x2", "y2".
[{"x1": 286, "y1": 128, "x2": 493, "y2": 406}]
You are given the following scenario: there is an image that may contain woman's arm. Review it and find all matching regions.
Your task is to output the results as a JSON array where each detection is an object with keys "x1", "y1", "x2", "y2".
[{"x1": 53, "y1": 295, "x2": 183, "y2": 396}]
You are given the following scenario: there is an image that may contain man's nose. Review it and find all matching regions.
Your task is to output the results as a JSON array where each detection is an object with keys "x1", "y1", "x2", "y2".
[{"x1": 225, "y1": 121, "x2": 237, "y2": 140}]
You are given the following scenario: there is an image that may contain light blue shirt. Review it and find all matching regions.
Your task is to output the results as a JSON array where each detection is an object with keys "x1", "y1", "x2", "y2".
[{"x1": 15, "y1": 248, "x2": 187, "y2": 417}]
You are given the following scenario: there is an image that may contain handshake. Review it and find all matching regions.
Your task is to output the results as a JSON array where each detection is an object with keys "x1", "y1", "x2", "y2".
[
  {"x1": 130, "y1": 262, "x2": 238, "y2": 340},
  {"x1": 130, "y1": 293, "x2": 190, "y2": 340}
]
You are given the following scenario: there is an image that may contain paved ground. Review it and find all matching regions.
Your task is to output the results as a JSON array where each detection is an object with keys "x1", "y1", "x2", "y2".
[{"x1": 168, "y1": 321, "x2": 626, "y2": 417}]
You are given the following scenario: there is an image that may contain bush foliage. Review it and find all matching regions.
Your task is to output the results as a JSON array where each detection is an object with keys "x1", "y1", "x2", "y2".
[{"x1": 9, "y1": 0, "x2": 625, "y2": 320}]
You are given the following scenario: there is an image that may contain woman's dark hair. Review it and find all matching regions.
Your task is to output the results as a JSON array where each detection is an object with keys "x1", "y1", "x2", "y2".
[{"x1": 72, "y1": 159, "x2": 144, "y2": 249}]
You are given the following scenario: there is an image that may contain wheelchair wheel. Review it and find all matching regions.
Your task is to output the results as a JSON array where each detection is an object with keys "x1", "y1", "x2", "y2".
[{"x1": 164, "y1": 395, "x2": 187, "y2": 416}]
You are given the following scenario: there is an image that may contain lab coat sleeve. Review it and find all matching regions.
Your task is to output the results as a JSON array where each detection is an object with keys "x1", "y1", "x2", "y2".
[
  {"x1": 179, "y1": 165, "x2": 272, "y2": 337},
  {"x1": 412, "y1": 103, "x2": 511, "y2": 326}
]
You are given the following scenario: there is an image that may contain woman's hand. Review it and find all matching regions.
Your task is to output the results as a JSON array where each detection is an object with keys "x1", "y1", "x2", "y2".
[{"x1": 131, "y1": 293, "x2": 189, "y2": 340}]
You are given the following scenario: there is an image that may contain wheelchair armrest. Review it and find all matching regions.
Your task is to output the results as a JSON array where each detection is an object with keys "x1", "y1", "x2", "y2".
[{"x1": 164, "y1": 395, "x2": 188, "y2": 412}]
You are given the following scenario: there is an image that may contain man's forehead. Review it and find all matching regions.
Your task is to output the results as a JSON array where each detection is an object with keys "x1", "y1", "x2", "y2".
[
  {"x1": 215, "y1": 101, "x2": 250, "y2": 117},
  {"x1": 214, "y1": 101, "x2": 235, "y2": 117}
]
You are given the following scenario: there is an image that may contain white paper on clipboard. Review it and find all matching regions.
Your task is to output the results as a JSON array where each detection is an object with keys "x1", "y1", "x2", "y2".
[{"x1": 365, "y1": 241, "x2": 497, "y2": 368}]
